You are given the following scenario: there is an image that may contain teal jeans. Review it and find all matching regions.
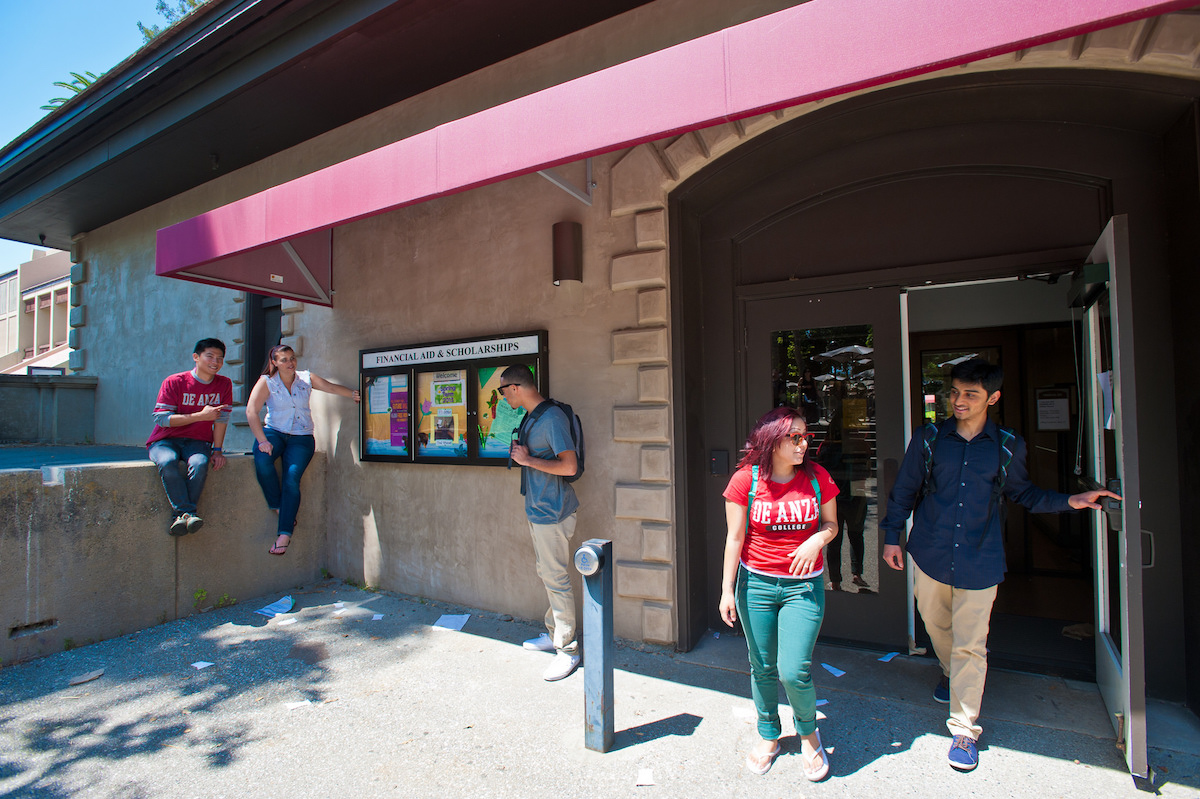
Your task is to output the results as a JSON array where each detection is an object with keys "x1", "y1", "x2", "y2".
[{"x1": 736, "y1": 567, "x2": 826, "y2": 739}]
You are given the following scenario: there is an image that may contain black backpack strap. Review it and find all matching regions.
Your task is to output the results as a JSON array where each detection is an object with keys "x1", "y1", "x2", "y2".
[
  {"x1": 917, "y1": 421, "x2": 943, "y2": 503},
  {"x1": 507, "y1": 400, "x2": 553, "y2": 472}
]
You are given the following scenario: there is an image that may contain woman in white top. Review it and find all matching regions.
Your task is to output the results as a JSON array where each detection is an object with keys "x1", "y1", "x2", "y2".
[{"x1": 246, "y1": 345, "x2": 360, "y2": 555}]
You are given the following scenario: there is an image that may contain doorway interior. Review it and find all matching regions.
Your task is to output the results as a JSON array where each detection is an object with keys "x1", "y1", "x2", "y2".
[{"x1": 906, "y1": 275, "x2": 1094, "y2": 679}]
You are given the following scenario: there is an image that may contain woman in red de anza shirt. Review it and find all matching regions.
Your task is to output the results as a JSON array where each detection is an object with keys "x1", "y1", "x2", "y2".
[{"x1": 720, "y1": 406, "x2": 840, "y2": 782}]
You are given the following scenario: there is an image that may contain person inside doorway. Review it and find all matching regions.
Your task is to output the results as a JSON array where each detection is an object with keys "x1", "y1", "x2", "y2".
[
  {"x1": 501, "y1": 364, "x2": 581, "y2": 682},
  {"x1": 719, "y1": 406, "x2": 840, "y2": 782},
  {"x1": 146, "y1": 338, "x2": 233, "y2": 536},
  {"x1": 880, "y1": 359, "x2": 1120, "y2": 772}
]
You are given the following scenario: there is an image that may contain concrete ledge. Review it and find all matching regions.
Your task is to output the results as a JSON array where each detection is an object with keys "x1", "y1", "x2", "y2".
[
  {"x1": 0, "y1": 375, "x2": 98, "y2": 444},
  {"x1": 0, "y1": 454, "x2": 324, "y2": 665}
]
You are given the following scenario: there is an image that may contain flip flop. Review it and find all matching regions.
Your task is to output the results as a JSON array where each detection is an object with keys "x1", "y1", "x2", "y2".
[
  {"x1": 802, "y1": 729, "x2": 831, "y2": 782},
  {"x1": 269, "y1": 534, "x2": 291, "y2": 556},
  {"x1": 745, "y1": 742, "x2": 781, "y2": 775}
]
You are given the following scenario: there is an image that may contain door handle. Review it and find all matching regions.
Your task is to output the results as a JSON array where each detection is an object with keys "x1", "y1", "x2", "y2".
[{"x1": 1105, "y1": 478, "x2": 1122, "y2": 532}]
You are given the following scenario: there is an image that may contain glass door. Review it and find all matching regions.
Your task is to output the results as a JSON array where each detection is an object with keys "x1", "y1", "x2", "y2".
[
  {"x1": 743, "y1": 287, "x2": 907, "y2": 647},
  {"x1": 1076, "y1": 216, "x2": 1146, "y2": 777}
]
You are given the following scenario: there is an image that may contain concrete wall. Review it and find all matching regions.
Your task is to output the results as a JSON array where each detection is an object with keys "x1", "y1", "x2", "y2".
[
  {"x1": 0, "y1": 374, "x2": 97, "y2": 443},
  {"x1": 0, "y1": 455, "x2": 323, "y2": 665}
]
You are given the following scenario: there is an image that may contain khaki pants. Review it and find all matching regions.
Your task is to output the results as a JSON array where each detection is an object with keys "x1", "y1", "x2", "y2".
[
  {"x1": 914, "y1": 561, "x2": 997, "y2": 740},
  {"x1": 528, "y1": 513, "x2": 578, "y2": 655}
]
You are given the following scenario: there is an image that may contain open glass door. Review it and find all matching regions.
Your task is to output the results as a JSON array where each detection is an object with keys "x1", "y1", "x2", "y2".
[
  {"x1": 742, "y1": 287, "x2": 907, "y2": 647},
  {"x1": 1074, "y1": 216, "x2": 1146, "y2": 777}
]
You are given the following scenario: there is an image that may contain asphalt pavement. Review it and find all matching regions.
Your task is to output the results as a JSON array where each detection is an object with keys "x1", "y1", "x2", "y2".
[{"x1": 1, "y1": 582, "x2": 1197, "y2": 798}]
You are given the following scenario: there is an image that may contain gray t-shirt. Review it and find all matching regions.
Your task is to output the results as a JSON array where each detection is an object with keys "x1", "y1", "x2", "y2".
[{"x1": 520, "y1": 403, "x2": 580, "y2": 524}]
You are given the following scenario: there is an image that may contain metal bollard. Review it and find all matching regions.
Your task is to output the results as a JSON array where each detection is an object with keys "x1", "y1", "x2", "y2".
[{"x1": 574, "y1": 538, "x2": 614, "y2": 752}]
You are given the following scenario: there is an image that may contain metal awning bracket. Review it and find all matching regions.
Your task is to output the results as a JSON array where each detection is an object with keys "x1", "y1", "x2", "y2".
[{"x1": 537, "y1": 158, "x2": 593, "y2": 206}]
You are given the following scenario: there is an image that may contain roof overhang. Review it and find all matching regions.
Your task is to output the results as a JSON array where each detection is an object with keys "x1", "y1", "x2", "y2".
[{"x1": 158, "y1": 0, "x2": 1196, "y2": 304}]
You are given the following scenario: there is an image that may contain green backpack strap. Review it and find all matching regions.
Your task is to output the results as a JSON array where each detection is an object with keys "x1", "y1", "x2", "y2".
[
  {"x1": 809, "y1": 474, "x2": 821, "y2": 528},
  {"x1": 745, "y1": 465, "x2": 759, "y2": 533}
]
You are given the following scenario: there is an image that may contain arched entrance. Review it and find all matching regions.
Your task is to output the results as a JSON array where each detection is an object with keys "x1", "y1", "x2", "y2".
[{"x1": 670, "y1": 67, "x2": 1200, "y2": 772}]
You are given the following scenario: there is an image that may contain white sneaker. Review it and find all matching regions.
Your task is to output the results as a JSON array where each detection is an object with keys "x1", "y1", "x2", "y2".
[
  {"x1": 542, "y1": 652, "x2": 580, "y2": 681},
  {"x1": 522, "y1": 633, "x2": 555, "y2": 652}
]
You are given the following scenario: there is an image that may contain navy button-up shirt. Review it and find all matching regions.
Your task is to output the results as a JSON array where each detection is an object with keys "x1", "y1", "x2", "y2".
[{"x1": 880, "y1": 419, "x2": 1073, "y2": 589}]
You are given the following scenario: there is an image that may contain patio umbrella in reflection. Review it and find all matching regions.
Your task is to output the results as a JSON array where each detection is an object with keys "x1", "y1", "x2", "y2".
[
  {"x1": 937, "y1": 353, "x2": 979, "y2": 368},
  {"x1": 818, "y1": 344, "x2": 873, "y2": 363}
]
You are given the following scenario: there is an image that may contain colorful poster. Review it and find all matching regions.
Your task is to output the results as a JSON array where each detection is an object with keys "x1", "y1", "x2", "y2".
[
  {"x1": 390, "y1": 375, "x2": 409, "y2": 446},
  {"x1": 476, "y1": 363, "x2": 533, "y2": 457},
  {"x1": 417, "y1": 369, "x2": 468, "y2": 457},
  {"x1": 364, "y1": 374, "x2": 408, "y2": 457}
]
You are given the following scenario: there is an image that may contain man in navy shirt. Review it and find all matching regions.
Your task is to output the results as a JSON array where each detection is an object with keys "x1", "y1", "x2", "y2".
[{"x1": 880, "y1": 359, "x2": 1118, "y2": 772}]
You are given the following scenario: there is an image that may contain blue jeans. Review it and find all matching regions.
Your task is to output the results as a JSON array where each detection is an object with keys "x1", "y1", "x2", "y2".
[
  {"x1": 148, "y1": 438, "x2": 212, "y2": 516},
  {"x1": 253, "y1": 428, "x2": 315, "y2": 536},
  {"x1": 736, "y1": 567, "x2": 826, "y2": 739}
]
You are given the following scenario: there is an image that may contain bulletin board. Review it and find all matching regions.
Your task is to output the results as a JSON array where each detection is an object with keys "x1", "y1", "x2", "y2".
[{"x1": 360, "y1": 331, "x2": 547, "y2": 465}]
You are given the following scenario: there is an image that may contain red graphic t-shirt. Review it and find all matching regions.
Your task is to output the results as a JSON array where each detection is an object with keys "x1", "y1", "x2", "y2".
[
  {"x1": 146, "y1": 370, "x2": 233, "y2": 446},
  {"x1": 723, "y1": 464, "x2": 840, "y2": 578}
]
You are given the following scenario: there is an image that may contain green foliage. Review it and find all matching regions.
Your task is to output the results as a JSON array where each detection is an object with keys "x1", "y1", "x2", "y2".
[
  {"x1": 41, "y1": 72, "x2": 101, "y2": 111},
  {"x1": 63, "y1": 638, "x2": 74, "y2": 651},
  {"x1": 215, "y1": 593, "x2": 237, "y2": 608},
  {"x1": 138, "y1": 0, "x2": 207, "y2": 44},
  {"x1": 192, "y1": 588, "x2": 208, "y2": 610},
  {"x1": 320, "y1": 567, "x2": 332, "y2": 579}
]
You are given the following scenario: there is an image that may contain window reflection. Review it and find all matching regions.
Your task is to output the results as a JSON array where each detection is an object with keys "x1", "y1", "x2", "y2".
[{"x1": 771, "y1": 325, "x2": 878, "y2": 595}]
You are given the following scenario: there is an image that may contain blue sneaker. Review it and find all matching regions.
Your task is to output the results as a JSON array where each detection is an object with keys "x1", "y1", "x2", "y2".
[
  {"x1": 933, "y1": 674, "x2": 950, "y2": 704},
  {"x1": 948, "y1": 735, "x2": 978, "y2": 771}
]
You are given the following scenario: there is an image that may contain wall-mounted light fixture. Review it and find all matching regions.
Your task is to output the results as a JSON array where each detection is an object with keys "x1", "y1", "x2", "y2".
[{"x1": 552, "y1": 221, "x2": 583, "y2": 286}]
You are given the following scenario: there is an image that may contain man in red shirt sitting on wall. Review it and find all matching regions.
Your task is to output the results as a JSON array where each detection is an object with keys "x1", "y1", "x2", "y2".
[{"x1": 146, "y1": 338, "x2": 233, "y2": 536}]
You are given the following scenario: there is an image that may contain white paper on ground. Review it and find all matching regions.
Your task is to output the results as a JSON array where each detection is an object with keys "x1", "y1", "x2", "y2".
[
  {"x1": 332, "y1": 609, "x2": 346, "y2": 616},
  {"x1": 372, "y1": 614, "x2": 383, "y2": 621},
  {"x1": 815, "y1": 699, "x2": 828, "y2": 706},
  {"x1": 69, "y1": 669, "x2": 104, "y2": 686},
  {"x1": 285, "y1": 700, "x2": 311, "y2": 710},
  {"x1": 276, "y1": 618, "x2": 297, "y2": 626},
  {"x1": 334, "y1": 602, "x2": 344, "y2": 609},
  {"x1": 254, "y1": 596, "x2": 294, "y2": 618},
  {"x1": 821, "y1": 663, "x2": 846, "y2": 677},
  {"x1": 731, "y1": 706, "x2": 756, "y2": 721},
  {"x1": 191, "y1": 662, "x2": 214, "y2": 670},
  {"x1": 816, "y1": 710, "x2": 827, "y2": 720},
  {"x1": 878, "y1": 651, "x2": 900, "y2": 662},
  {"x1": 636, "y1": 768, "x2": 655, "y2": 786},
  {"x1": 432, "y1": 614, "x2": 469, "y2": 631}
]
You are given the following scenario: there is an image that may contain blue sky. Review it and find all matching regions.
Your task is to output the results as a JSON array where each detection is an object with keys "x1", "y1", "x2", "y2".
[{"x1": 0, "y1": 0, "x2": 158, "y2": 273}]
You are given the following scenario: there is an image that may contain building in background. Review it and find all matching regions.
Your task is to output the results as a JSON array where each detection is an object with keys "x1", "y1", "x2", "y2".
[{"x1": 0, "y1": 249, "x2": 72, "y2": 375}]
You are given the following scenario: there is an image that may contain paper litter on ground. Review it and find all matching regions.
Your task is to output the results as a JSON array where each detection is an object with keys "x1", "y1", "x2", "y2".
[
  {"x1": 432, "y1": 614, "x2": 469, "y2": 631},
  {"x1": 636, "y1": 768, "x2": 655, "y2": 786},
  {"x1": 732, "y1": 705, "x2": 756, "y2": 721},
  {"x1": 816, "y1": 710, "x2": 827, "y2": 720},
  {"x1": 878, "y1": 651, "x2": 900, "y2": 662},
  {"x1": 332, "y1": 609, "x2": 346, "y2": 616},
  {"x1": 254, "y1": 596, "x2": 294, "y2": 618},
  {"x1": 285, "y1": 700, "x2": 311, "y2": 710},
  {"x1": 276, "y1": 618, "x2": 297, "y2": 626},
  {"x1": 815, "y1": 699, "x2": 828, "y2": 706},
  {"x1": 69, "y1": 669, "x2": 104, "y2": 686},
  {"x1": 372, "y1": 614, "x2": 383, "y2": 621},
  {"x1": 191, "y1": 662, "x2": 214, "y2": 670},
  {"x1": 821, "y1": 662, "x2": 846, "y2": 677},
  {"x1": 334, "y1": 602, "x2": 344, "y2": 609}
]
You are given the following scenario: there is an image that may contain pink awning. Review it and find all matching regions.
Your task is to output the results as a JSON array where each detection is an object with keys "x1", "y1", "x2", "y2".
[{"x1": 157, "y1": 0, "x2": 1192, "y2": 304}]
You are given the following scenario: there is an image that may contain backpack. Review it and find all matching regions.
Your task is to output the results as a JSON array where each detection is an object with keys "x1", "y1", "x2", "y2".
[
  {"x1": 517, "y1": 399, "x2": 585, "y2": 483},
  {"x1": 917, "y1": 420, "x2": 1016, "y2": 544}
]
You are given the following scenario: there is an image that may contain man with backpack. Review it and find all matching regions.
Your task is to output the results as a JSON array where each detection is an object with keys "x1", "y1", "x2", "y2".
[
  {"x1": 501, "y1": 364, "x2": 582, "y2": 682},
  {"x1": 880, "y1": 359, "x2": 1118, "y2": 772}
]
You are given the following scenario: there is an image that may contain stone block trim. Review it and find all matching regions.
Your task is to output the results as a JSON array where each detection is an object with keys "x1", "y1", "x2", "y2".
[
  {"x1": 615, "y1": 560, "x2": 673, "y2": 601},
  {"x1": 639, "y1": 446, "x2": 671, "y2": 483},
  {"x1": 614, "y1": 484, "x2": 671, "y2": 522},
  {"x1": 68, "y1": 307, "x2": 85, "y2": 328},
  {"x1": 612, "y1": 327, "x2": 668, "y2": 365},
  {"x1": 641, "y1": 522, "x2": 672, "y2": 563},
  {"x1": 613, "y1": 406, "x2": 670, "y2": 442},
  {"x1": 637, "y1": 288, "x2": 667, "y2": 326},
  {"x1": 635, "y1": 209, "x2": 666, "y2": 250},
  {"x1": 611, "y1": 144, "x2": 669, "y2": 217},
  {"x1": 611, "y1": 250, "x2": 666, "y2": 292},
  {"x1": 642, "y1": 602, "x2": 673, "y2": 644},
  {"x1": 69, "y1": 261, "x2": 88, "y2": 285},
  {"x1": 664, "y1": 132, "x2": 709, "y2": 177},
  {"x1": 637, "y1": 366, "x2": 669, "y2": 404}
]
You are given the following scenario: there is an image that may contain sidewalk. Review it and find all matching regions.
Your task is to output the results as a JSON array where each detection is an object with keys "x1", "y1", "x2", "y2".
[{"x1": 1, "y1": 582, "x2": 1196, "y2": 798}]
